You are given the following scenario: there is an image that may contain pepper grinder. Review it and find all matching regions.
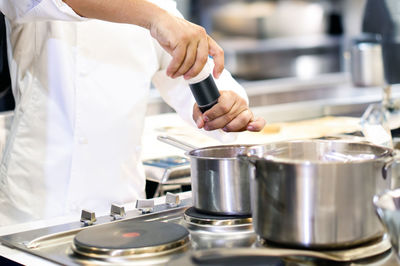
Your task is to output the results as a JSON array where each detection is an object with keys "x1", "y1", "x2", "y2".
[
  {"x1": 188, "y1": 63, "x2": 237, "y2": 142},
  {"x1": 188, "y1": 63, "x2": 220, "y2": 113}
]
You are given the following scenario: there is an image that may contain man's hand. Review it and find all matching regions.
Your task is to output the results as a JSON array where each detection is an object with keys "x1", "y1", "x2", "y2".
[
  {"x1": 62, "y1": 0, "x2": 223, "y2": 80},
  {"x1": 150, "y1": 12, "x2": 224, "y2": 80},
  {"x1": 193, "y1": 91, "x2": 266, "y2": 132}
]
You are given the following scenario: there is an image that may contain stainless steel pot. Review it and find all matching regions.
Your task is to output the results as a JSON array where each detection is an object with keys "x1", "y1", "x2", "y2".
[
  {"x1": 241, "y1": 140, "x2": 394, "y2": 248},
  {"x1": 158, "y1": 136, "x2": 252, "y2": 215},
  {"x1": 350, "y1": 35, "x2": 385, "y2": 87}
]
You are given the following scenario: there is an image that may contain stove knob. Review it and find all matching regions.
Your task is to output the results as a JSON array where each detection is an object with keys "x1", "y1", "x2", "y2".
[
  {"x1": 80, "y1": 209, "x2": 96, "y2": 226},
  {"x1": 166, "y1": 192, "x2": 180, "y2": 207},
  {"x1": 110, "y1": 204, "x2": 126, "y2": 220},
  {"x1": 135, "y1": 199, "x2": 155, "y2": 214}
]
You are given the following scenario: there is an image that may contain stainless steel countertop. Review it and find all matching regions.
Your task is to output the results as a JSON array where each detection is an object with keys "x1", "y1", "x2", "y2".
[
  {"x1": 0, "y1": 195, "x2": 398, "y2": 266},
  {"x1": 1, "y1": 192, "x2": 399, "y2": 266},
  {"x1": 147, "y1": 73, "x2": 395, "y2": 119}
]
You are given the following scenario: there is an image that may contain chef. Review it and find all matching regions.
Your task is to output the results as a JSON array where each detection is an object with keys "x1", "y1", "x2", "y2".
[{"x1": 0, "y1": 0, "x2": 265, "y2": 226}]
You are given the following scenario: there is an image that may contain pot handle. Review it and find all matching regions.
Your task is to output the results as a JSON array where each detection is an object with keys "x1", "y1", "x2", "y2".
[
  {"x1": 191, "y1": 248, "x2": 342, "y2": 262},
  {"x1": 191, "y1": 237, "x2": 391, "y2": 262},
  {"x1": 157, "y1": 135, "x2": 198, "y2": 152},
  {"x1": 382, "y1": 151, "x2": 400, "y2": 180},
  {"x1": 237, "y1": 153, "x2": 258, "y2": 165}
]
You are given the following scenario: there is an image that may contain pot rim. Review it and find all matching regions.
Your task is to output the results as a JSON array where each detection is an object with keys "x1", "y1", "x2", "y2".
[
  {"x1": 244, "y1": 139, "x2": 394, "y2": 165},
  {"x1": 187, "y1": 144, "x2": 254, "y2": 160}
]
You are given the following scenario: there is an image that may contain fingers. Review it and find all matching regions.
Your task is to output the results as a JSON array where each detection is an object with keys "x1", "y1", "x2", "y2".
[
  {"x1": 202, "y1": 91, "x2": 249, "y2": 132},
  {"x1": 166, "y1": 43, "x2": 187, "y2": 78},
  {"x1": 184, "y1": 38, "x2": 208, "y2": 80},
  {"x1": 198, "y1": 91, "x2": 265, "y2": 133},
  {"x1": 193, "y1": 103, "x2": 204, "y2": 129},
  {"x1": 202, "y1": 91, "x2": 248, "y2": 123},
  {"x1": 202, "y1": 91, "x2": 237, "y2": 121},
  {"x1": 221, "y1": 109, "x2": 253, "y2": 132},
  {"x1": 171, "y1": 41, "x2": 198, "y2": 78},
  {"x1": 207, "y1": 36, "x2": 224, "y2": 78},
  {"x1": 203, "y1": 101, "x2": 247, "y2": 131},
  {"x1": 206, "y1": 111, "x2": 265, "y2": 133},
  {"x1": 168, "y1": 35, "x2": 222, "y2": 79},
  {"x1": 247, "y1": 117, "x2": 266, "y2": 132},
  {"x1": 202, "y1": 91, "x2": 243, "y2": 130},
  {"x1": 158, "y1": 18, "x2": 223, "y2": 79}
]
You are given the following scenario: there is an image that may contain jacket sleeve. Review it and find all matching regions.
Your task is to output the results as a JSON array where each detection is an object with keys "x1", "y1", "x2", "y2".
[{"x1": 0, "y1": 0, "x2": 86, "y2": 23}]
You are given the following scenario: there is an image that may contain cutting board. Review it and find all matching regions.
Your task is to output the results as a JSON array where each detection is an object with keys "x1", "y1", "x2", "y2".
[
  {"x1": 149, "y1": 115, "x2": 362, "y2": 148},
  {"x1": 234, "y1": 116, "x2": 362, "y2": 145}
]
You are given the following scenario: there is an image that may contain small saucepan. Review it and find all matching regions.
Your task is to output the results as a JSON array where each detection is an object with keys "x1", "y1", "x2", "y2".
[{"x1": 157, "y1": 135, "x2": 252, "y2": 216}]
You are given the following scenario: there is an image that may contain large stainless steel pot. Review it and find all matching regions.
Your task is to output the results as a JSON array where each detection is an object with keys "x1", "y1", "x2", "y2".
[
  {"x1": 241, "y1": 140, "x2": 393, "y2": 248},
  {"x1": 158, "y1": 136, "x2": 252, "y2": 215}
]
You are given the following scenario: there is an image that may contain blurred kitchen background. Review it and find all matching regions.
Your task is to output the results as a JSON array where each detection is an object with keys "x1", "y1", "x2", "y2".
[
  {"x1": 147, "y1": 0, "x2": 393, "y2": 121},
  {"x1": 0, "y1": 0, "x2": 387, "y2": 120}
]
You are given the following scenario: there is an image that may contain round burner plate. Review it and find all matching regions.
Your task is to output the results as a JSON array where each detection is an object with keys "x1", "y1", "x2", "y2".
[{"x1": 72, "y1": 221, "x2": 190, "y2": 259}]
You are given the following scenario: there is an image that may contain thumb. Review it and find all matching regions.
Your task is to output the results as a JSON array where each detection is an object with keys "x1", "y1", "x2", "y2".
[
  {"x1": 193, "y1": 103, "x2": 204, "y2": 129},
  {"x1": 208, "y1": 36, "x2": 224, "y2": 79}
]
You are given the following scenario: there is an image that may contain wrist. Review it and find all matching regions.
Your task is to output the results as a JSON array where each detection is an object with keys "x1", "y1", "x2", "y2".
[
  {"x1": 147, "y1": 8, "x2": 169, "y2": 33},
  {"x1": 125, "y1": 0, "x2": 169, "y2": 30}
]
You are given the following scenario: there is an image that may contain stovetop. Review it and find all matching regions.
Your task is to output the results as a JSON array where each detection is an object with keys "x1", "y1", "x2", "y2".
[{"x1": 0, "y1": 194, "x2": 397, "y2": 266}]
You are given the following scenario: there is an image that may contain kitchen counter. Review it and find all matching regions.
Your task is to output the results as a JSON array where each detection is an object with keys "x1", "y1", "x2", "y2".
[
  {"x1": 147, "y1": 73, "x2": 400, "y2": 117},
  {"x1": 0, "y1": 215, "x2": 77, "y2": 265},
  {"x1": 1, "y1": 208, "x2": 399, "y2": 265}
]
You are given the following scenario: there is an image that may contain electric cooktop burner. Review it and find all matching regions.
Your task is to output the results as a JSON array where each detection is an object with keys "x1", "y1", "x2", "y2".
[
  {"x1": 72, "y1": 220, "x2": 190, "y2": 259},
  {"x1": 184, "y1": 207, "x2": 252, "y2": 226}
]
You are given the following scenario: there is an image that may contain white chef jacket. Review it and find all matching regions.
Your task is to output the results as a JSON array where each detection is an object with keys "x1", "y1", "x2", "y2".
[{"x1": 0, "y1": 0, "x2": 248, "y2": 226}]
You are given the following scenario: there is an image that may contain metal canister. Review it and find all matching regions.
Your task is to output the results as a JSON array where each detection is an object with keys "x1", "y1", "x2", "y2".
[{"x1": 350, "y1": 35, "x2": 385, "y2": 87}]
